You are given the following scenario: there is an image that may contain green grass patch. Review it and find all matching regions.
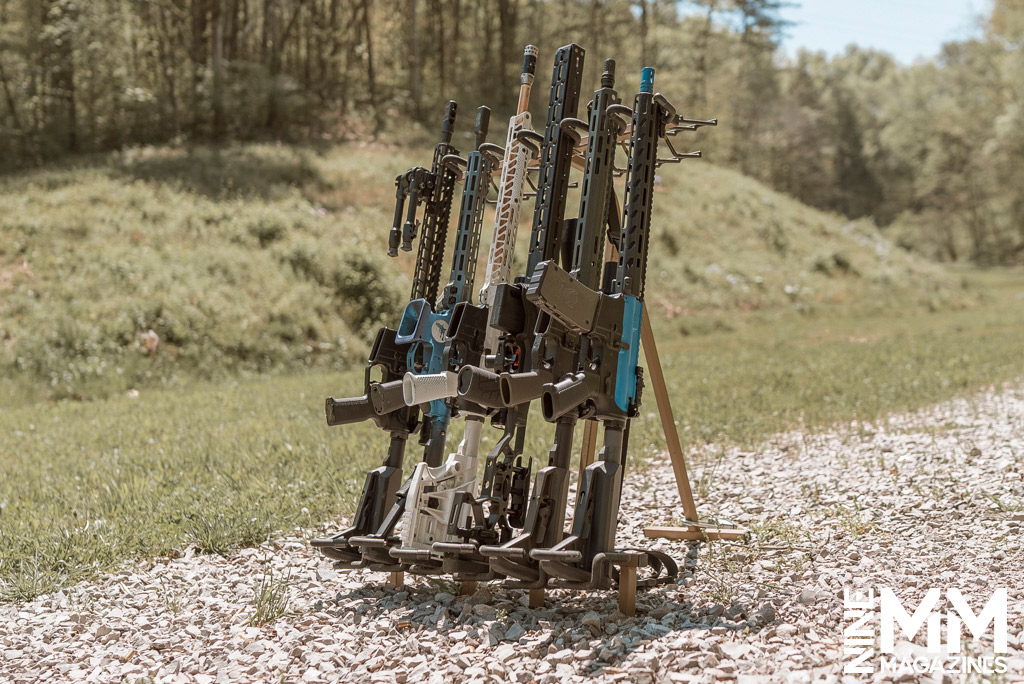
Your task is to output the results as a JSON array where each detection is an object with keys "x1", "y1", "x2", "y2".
[
  {"x1": 2, "y1": 267, "x2": 1022, "y2": 601},
  {"x1": 649, "y1": 268, "x2": 1024, "y2": 445},
  {"x1": 0, "y1": 142, "x2": 970, "y2": 405}
]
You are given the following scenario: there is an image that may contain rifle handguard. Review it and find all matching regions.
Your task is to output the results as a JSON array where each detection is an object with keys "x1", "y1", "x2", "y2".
[
  {"x1": 369, "y1": 379, "x2": 407, "y2": 415},
  {"x1": 457, "y1": 365, "x2": 505, "y2": 409},
  {"x1": 499, "y1": 370, "x2": 546, "y2": 407},
  {"x1": 403, "y1": 371, "x2": 458, "y2": 406},
  {"x1": 325, "y1": 394, "x2": 377, "y2": 427}
]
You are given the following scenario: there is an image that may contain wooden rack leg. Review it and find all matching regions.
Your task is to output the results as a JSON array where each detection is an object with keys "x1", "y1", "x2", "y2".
[
  {"x1": 388, "y1": 571, "x2": 404, "y2": 588},
  {"x1": 459, "y1": 581, "x2": 477, "y2": 596},
  {"x1": 618, "y1": 566, "x2": 637, "y2": 617},
  {"x1": 640, "y1": 311, "x2": 699, "y2": 522},
  {"x1": 528, "y1": 589, "x2": 545, "y2": 608},
  {"x1": 639, "y1": 311, "x2": 749, "y2": 542}
]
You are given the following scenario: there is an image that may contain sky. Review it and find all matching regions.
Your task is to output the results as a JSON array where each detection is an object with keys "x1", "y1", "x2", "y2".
[{"x1": 779, "y1": 0, "x2": 992, "y2": 64}]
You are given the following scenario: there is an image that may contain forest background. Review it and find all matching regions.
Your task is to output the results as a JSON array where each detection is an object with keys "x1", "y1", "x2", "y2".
[{"x1": 1, "y1": 0, "x2": 1022, "y2": 265}]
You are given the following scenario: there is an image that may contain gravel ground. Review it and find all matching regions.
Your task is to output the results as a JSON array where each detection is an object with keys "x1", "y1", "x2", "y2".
[{"x1": 2, "y1": 384, "x2": 1023, "y2": 684}]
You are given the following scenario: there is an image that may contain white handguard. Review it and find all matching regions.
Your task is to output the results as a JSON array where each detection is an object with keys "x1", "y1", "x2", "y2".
[
  {"x1": 479, "y1": 110, "x2": 536, "y2": 309},
  {"x1": 480, "y1": 111, "x2": 539, "y2": 357},
  {"x1": 399, "y1": 417, "x2": 483, "y2": 549}
]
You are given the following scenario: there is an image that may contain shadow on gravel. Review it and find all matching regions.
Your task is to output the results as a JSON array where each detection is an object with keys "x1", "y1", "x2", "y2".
[{"x1": 316, "y1": 543, "x2": 777, "y2": 673}]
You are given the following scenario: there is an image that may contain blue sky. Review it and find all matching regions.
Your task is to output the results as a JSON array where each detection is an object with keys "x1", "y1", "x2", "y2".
[{"x1": 779, "y1": 0, "x2": 992, "y2": 63}]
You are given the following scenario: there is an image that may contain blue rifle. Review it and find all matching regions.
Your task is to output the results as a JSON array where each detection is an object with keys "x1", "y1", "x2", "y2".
[
  {"x1": 311, "y1": 101, "x2": 460, "y2": 566},
  {"x1": 347, "y1": 106, "x2": 503, "y2": 568},
  {"x1": 526, "y1": 67, "x2": 713, "y2": 587}
]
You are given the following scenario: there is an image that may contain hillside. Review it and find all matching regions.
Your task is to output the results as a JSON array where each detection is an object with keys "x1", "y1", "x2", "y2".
[{"x1": 0, "y1": 142, "x2": 966, "y2": 405}]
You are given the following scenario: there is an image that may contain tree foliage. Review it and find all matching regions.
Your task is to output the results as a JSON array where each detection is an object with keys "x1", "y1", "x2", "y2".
[{"x1": 0, "y1": 0, "x2": 1021, "y2": 262}]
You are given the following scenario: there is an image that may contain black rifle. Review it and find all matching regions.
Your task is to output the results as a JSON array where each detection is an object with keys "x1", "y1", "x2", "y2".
[
  {"x1": 527, "y1": 67, "x2": 689, "y2": 587},
  {"x1": 471, "y1": 43, "x2": 588, "y2": 584},
  {"x1": 311, "y1": 101, "x2": 460, "y2": 565},
  {"x1": 354, "y1": 106, "x2": 503, "y2": 568}
]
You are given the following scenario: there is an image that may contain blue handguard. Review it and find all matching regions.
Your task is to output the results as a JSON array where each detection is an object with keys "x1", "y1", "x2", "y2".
[{"x1": 614, "y1": 295, "x2": 644, "y2": 413}]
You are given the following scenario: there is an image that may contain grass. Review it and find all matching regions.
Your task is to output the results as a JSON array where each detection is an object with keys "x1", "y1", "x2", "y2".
[
  {"x1": 0, "y1": 142, "x2": 1022, "y2": 601},
  {"x1": 0, "y1": 141, "x2": 969, "y2": 406},
  {"x1": 249, "y1": 569, "x2": 293, "y2": 627},
  {"x1": 649, "y1": 267, "x2": 1024, "y2": 446},
  {"x1": 1, "y1": 269, "x2": 1022, "y2": 600},
  {"x1": 0, "y1": 144, "x2": 421, "y2": 405}
]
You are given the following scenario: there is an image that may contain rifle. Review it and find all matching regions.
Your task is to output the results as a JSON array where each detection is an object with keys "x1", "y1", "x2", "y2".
[
  {"x1": 310, "y1": 101, "x2": 460, "y2": 565},
  {"x1": 380, "y1": 105, "x2": 505, "y2": 566},
  {"x1": 472, "y1": 43, "x2": 588, "y2": 584},
  {"x1": 528, "y1": 67, "x2": 703, "y2": 587},
  {"x1": 400, "y1": 45, "x2": 546, "y2": 576}
]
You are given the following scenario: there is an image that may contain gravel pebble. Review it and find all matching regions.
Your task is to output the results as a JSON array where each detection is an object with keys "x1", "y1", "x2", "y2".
[{"x1": 2, "y1": 385, "x2": 1023, "y2": 682}]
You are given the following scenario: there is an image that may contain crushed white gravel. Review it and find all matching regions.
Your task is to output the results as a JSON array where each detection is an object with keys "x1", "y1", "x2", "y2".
[{"x1": 2, "y1": 385, "x2": 1023, "y2": 684}]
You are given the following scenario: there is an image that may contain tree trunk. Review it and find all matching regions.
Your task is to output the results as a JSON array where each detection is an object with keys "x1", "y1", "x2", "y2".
[
  {"x1": 226, "y1": 0, "x2": 239, "y2": 60},
  {"x1": 213, "y1": 0, "x2": 226, "y2": 139},
  {"x1": 408, "y1": 0, "x2": 422, "y2": 118},
  {"x1": 694, "y1": 2, "x2": 715, "y2": 108},
  {"x1": 0, "y1": 54, "x2": 23, "y2": 134},
  {"x1": 156, "y1": 3, "x2": 181, "y2": 135},
  {"x1": 637, "y1": 0, "x2": 648, "y2": 66},
  {"x1": 191, "y1": 0, "x2": 210, "y2": 136},
  {"x1": 450, "y1": 0, "x2": 460, "y2": 95},
  {"x1": 498, "y1": 0, "x2": 517, "y2": 109},
  {"x1": 433, "y1": 0, "x2": 446, "y2": 99},
  {"x1": 362, "y1": 0, "x2": 381, "y2": 134}
]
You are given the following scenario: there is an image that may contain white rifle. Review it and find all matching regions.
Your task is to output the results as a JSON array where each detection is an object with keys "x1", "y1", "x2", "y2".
[{"x1": 394, "y1": 45, "x2": 542, "y2": 558}]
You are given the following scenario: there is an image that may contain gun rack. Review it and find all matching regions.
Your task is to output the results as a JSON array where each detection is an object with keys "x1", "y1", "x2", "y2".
[
  {"x1": 635, "y1": 311, "x2": 747, "y2": 543},
  {"x1": 322, "y1": 48, "x2": 741, "y2": 619}
]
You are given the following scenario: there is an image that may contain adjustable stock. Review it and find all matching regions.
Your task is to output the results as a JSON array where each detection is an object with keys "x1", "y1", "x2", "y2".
[
  {"x1": 370, "y1": 379, "x2": 407, "y2": 415},
  {"x1": 498, "y1": 370, "x2": 546, "y2": 407}
]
